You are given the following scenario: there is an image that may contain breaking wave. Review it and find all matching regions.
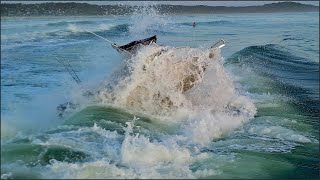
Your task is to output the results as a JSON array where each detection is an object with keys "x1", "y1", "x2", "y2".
[{"x1": 95, "y1": 44, "x2": 256, "y2": 145}]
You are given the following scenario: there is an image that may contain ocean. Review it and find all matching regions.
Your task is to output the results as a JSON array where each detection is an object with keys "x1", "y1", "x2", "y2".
[{"x1": 1, "y1": 7, "x2": 319, "y2": 179}]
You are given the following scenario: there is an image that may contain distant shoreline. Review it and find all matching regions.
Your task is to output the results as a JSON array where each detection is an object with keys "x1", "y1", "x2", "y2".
[{"x1": 1, "y1": 2, "x2": 319, "y2": 17}]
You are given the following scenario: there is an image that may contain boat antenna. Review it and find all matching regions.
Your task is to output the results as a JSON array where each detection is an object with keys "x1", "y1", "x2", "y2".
[
  {"x1": 84, "y1": 29, "x2": 132, "y2": 55},
  {"x1": 55, "y1": 57, "x2": 81, "y2": 84},
  {"x1": 211, "y1": 39, "x2": 226, "y2": 49}
]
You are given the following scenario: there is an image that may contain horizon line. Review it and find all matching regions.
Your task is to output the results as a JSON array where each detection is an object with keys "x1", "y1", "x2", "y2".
[{"x1": 1, "y1": 1, "x2": 319, "y2": 7}]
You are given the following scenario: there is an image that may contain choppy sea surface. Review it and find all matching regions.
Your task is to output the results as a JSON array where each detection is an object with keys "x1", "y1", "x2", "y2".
[{"x1": 1, "y1": 8, "x2": 319, "y2": 179}]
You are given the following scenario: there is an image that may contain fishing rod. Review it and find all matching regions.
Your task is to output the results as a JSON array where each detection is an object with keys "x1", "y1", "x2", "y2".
[
  {"x1": 84, "y1": 29, "x2": 132, "y2": 56},
  {"x1": 56, "y1": 58, "x2": 96, "y2": 97},
  {"x1": 56, "y1": 29, "x2": 132, "y2": 85},
  {"x1": 55, "y1": 57, "x2": 81, "y2": 84}
]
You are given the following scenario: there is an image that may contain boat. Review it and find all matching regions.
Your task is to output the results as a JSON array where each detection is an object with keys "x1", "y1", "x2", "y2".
[
  {"x1": 111, "y1": 35, "x2": 157, "y2": 54},
  {"x1": 56, "y1": 36, "x2": 226, "y2": 118}
]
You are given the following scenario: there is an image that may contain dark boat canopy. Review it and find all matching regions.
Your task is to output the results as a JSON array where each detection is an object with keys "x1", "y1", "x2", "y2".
[{"x1": 112, "y1": 35, "x2": 157, "y2": 54}]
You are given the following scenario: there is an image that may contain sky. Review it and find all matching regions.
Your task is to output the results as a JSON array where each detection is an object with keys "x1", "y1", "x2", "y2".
[{"x1": 2, "y1": 1, "x2": 320, "y2": 6}]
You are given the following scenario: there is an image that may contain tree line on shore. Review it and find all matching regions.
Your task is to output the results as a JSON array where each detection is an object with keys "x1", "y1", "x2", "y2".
[{"x1": 1, "y1": 2, "x2": 318, "y2": 17}]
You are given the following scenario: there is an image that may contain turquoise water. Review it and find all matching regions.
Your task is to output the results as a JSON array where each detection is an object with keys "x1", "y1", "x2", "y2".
[{"x1": 1, "y1": 9, "x2": 319, "y2": 179}]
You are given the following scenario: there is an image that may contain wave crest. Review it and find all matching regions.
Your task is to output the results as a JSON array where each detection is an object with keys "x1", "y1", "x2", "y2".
[{"x1": 96, "y1": 44, "x2": 256, "y2": 144}]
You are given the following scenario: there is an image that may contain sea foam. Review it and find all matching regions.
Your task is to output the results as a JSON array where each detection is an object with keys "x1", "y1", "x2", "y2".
[{"x1": 97, "y1": 44, "x2": 256, "y2": 144}]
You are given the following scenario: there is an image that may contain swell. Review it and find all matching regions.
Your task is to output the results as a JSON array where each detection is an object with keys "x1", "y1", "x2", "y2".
[
  {"x1": 181, "y1": 20, "x2": 232, "y2": 26},
  {"x1": 2, "y1": 23, "x2": 130, "y2": 50},
  {"x1": 227, "y1": 44, "x2": 319, "y2": 123},
  {"x1": 47, "y1": 20, "x2": 94, "y2": 26}
]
